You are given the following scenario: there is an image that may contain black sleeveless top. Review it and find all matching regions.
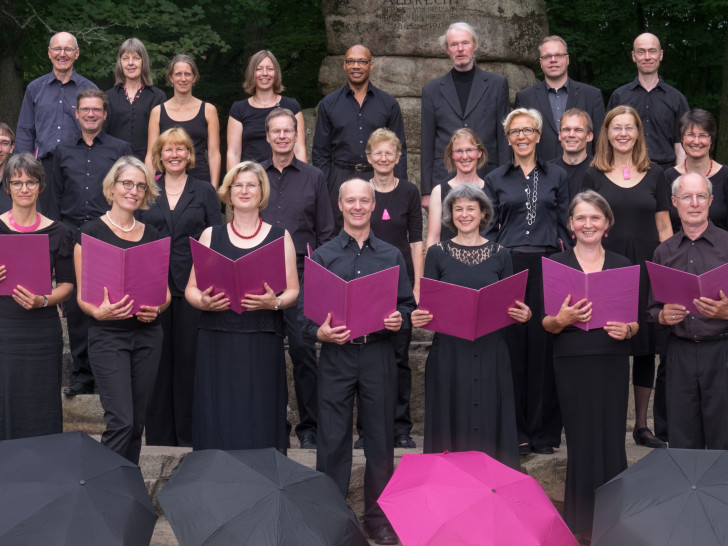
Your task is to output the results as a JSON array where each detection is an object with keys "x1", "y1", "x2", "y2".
[{"x1": 159, "y1": 101, "x2": 210, "y2": 183}]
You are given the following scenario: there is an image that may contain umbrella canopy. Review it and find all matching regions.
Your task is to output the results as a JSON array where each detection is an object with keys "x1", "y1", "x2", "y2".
[
  {"x1": 593, "y1": 448, "x2": 728, "y2": 545},
  {"x1": 378, "y1": 451, "x2": 577, "y2": 546},
  {"x1": 0, "y1": 430, "x2": 156, "y2": 545},
  {"x1": 157, "y1": 448, "x2": 368, "y2": 545}
]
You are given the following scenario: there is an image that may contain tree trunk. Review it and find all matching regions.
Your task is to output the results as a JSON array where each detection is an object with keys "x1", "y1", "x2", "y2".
[{"x1": 0, "y1": 20, "x2": 25, "y2": 133}]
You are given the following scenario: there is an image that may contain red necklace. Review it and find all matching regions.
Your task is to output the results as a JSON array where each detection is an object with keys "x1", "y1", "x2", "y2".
[
  {"x1": 230, "y1": 216, "x2": 262, "y2": 239},
  {"x1": 8, "y1": 210, "x2": 41, "y2": 232},
  {"x1": 684, "y1": 157, "x2": 713, "y2": 177}
]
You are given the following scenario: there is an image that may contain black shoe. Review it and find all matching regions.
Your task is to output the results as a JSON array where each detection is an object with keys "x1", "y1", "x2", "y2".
[
  {"x1": 519, "y1": 443, "x2": 531, "y2": 456},
  {"x1": 395, "y1": 434, "x2": 416, "y2": 449},
  {"x1": 368, "y1": 524, "x2": 398, "y2": 545},
  {"x1": 532, "y1": 445, "x2": 554, "y2": 454},
  {"x1": 633, "y1": 427, "x2": 667, "y2": 448},
  {"x1": 63, "y1": 381, "x2": 93, "y2": 397},
  {"x1": 354, "y1": 436, "x2": 364, "y2": 449},
  {"x1": 299, "y1": 433, "x2": 316, "y2": 449}
]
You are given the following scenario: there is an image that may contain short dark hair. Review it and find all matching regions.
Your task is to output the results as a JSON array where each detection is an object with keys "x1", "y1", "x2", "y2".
[
  {"x1": 3, "y1": 153, "x2": 46, "y2": 193},
  {"x1": 441, "y1": 183, "x2": 493, "y2": 233},
  {"x1": 568, "y1": 190, "x2": 615, "y2": 232},
  {"x1": 561, "y1": 108, "x2": 593, "y2": 134},
  {"x1": 679, "y1": 109, "x2": 717, "y2": 153},
  {"x1": 76, "y1": 89, "x2": 109, "y2": 111},
  {"x1": 0, "y1": 122, "x2": 15, "y2": 144}
]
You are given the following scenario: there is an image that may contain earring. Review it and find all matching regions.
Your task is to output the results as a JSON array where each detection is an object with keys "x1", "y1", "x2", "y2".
[
  {"x1": 571, "y1": 233, "x2": 575, "y2": 240},
  {"x1": 604, "y1": 232, "x2": 609, "y2": 238}
]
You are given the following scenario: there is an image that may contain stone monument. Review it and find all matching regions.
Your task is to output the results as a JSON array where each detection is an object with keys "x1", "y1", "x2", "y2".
[{"x1": 316, "y1": 0, "x2": 549, "y2": 186}]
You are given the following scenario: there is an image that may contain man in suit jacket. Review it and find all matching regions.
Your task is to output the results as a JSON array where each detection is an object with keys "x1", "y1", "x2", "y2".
[
  {"x1": 516, "y1": 36, "x2": 604, "y2": 161},
  {"x1": 420, "y1": 22, "x2": 510, "y2": 209},
  {"x1": 515, "y1": 36, "x2": 605, "y2": 163}
]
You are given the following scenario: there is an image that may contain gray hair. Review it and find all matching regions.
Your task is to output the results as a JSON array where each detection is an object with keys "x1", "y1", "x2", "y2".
[
  {"x1": 441, "y1": 183, "x2": 493, "y2": 233},
  {"x1": 439, "y1": 22, "x2": 479, "y2": 51},
  {"x1": 671, "y1": 172, "x2": 713, "y2": 197},
  {"x1": 338, "y1": 178, "x2": 376, "y2": 201},
  {"x1": 503, "y1": 108, "x2": 543, "y2": 134}
]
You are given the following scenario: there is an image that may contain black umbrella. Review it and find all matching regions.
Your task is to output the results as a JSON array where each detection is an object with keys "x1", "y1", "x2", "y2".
[
  {"x1": 0, "y1": 430, "x2": 156, "y2": 545},
  {"x1": 593, "y1": 448, "x2": 728, "y2": 545},
  {"x1": 158, "y1": 448, "x2": 369, "y2": 545}
]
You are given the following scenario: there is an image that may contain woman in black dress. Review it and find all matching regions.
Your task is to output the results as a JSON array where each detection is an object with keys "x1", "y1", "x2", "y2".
[
  {"x1": 226, "y1": 50, "x2": 306, "y2": 168},
  {"x1": 426, "y1": 128, "x2": 487, "y2": 248},
  {"x1": 105, "y1": 38, "x2": 166, "y2": 161},
  {"x1": 412, "y1": 183, "x2": 531, "y2": 469},
  {"x1": 185, "y1": 161, "x2": 299, "y2": 452},
  {"x1": 74, "y1": 156, "x2": 171, "y2": 464},
  {"x1": 0, "y1": 154, "x2": 74, "y2": 440},
  {"x1": 146, "y1": 54, "x2": 221, "y2": 187},
  {"x1": 140, "y1": 128, "x2": 222, "y2": 446},
  {"x1": 484, "y1": 108, "x2": 570, "y2": 455},
  {"x1": 582, "y1": 106, "x2": 672, "y2": 449},
  {"x1": 543, "y1": 191, "x2": 637, "y2": 543}
]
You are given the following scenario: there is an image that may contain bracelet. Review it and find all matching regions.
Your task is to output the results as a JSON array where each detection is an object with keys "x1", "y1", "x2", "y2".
[
  {"x1": 273, "y1": 297, "x2": 281, "y2": 311},
  {"x1": 42, "y1": 295, "x2": 49, "y2": 308},
  {"x1": 626, "y1": 324, "x2": 633, "y2": 339}
]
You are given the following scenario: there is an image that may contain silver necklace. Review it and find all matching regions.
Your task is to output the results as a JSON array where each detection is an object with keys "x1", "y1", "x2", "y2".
[
  {"x1": 106, "y1": 211, "x2": 136, "y2": 233},
  {"x1": 524, "y1": 169, "x2": 539, "y2": 226}
]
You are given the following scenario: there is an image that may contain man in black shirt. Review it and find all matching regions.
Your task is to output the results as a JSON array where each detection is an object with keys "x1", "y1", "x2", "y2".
[
  {"x1": 549, "y1": 108, "x2": 594, "y2": 199},
  {"x1": 53, "y1": 88, "x2": 132, "y2": 396},
  {"x1": 420, "y1": 22, "x2": 510, "y2": 210},
  {"x1": 312, "y1": 45, "x2": 407, "y2": 230},
  {"x1": 607, "y1": 33, "x2": 689, "y2": 171},
  {"x1": 515, "y1": 36, "x2": 604, "y2": 162},
  {"x1": 300, "y1": 179, "x2": 415, "y2": 545},
  {"x1": 261, "y1": 108, "x2": 334, "y2": 450},
  {"x1": 647, "y1": 172, "x2": 728, "y2": 449},
  {"x1": 0, "y1": 123, "x2": 15, "y2": 213}
]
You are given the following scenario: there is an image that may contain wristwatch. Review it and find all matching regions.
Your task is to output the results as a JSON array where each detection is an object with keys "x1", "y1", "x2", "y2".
[
  {"x1": 42, "y1": 295, "x2": 49, "y2": 308},
  {"x1": 274, "y1": 297, "x2": 281, "y2": 311}
]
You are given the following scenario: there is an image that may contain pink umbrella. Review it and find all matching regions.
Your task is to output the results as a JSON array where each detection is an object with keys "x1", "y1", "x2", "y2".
[{"x1": 378, "y1": 451, "x2": 577, "y2": 546}]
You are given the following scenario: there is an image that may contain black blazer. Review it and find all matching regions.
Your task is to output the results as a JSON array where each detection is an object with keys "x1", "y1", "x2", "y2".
[
  {"x1": 420, "y1": 67, "x2": 511, "y2": 195},
  {"x1": 139, "y1": 175, "x2": 222, "y2": 295},
  {"x1": 515, "y1": 78, "x2": 605, "y2": 162}
]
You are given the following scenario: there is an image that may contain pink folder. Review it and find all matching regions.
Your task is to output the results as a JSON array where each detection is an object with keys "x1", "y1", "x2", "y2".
[
  {"x1": 646, "y1": 261, "x2": 728, "y2": 315},
  {"x1": 418, "y1": 270, "x2": 528, "y2": 341},
  {"x1": 81, "y1": 234, "x2": 170, "y2": 315},
  {"x1": 190, "y1": 236, "x2": 286, "y2": 314},
  {"x1": 542, "y1": 257, "x2": 640, "y2": 330},
  {"x1": 303, "y1": 257, "x2": 399, "y2": 339},
  {"x1": 0, "y1": 234, "x2": 52, "y2": 296}
]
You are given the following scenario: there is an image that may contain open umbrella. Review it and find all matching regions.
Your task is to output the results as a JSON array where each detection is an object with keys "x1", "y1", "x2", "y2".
[
  {"x1": 378, "y1": 451, "x2": 577, "y2": 546},
  {"x1": 0, "y1": 430, "x2": 156, "y2": 545},
  {"x1": 593, "y1": 448, "x2": 728, "y2": 545},
  {"x1": 157, "y1": 448, "x2": 368, "y2": 545}
]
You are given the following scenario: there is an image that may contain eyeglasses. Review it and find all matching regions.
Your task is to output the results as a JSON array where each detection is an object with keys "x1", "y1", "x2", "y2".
[
  {"x1": 268, "y1": 129, "x2": 295, "y2": 137},
  {"x1": 369, "y1": 151, "x2": 397, "y2": 160},
  {"x1": 683, "y1": 132, "x2": 711, "y2": 141},
  {"x1": 634, "y1": 48, "x2": 660, "y2": 58},
  {"x1": 539, "y1": 53, "x2": 568, "y2": 61},
  {"x1": 676, "y1": 193, "x2": 710, "y2": 204},
  {"x1": 78, "y1": 107, "x2": 104, "y2": 114},
  {"x1": 9, "y1": 180, "x2": 39, "y2": 190},
  {"x1": 344, "y1": 59, "x2": 371, "y2": 66},
  {"x1": 50, "y1": 47, "x2": 77, "y2": 54},
  {"x1": 506, "y1": 128, "x2": 537, "y2": 137},
  {"x1": 115, "y1": 180, "x2": 148, "y2": 192},
  {"x1": 452, "y1": 148, "x2": 480, "y2": 157},
  {"x1": 231, "y1": 183, "x2": 260, "y2": 191},
  {"x1": 0, "y1": 139, "x2": 13, "y2": 148}
]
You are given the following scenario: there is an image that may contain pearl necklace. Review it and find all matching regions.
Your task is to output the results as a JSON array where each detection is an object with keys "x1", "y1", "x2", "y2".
[{"x1": 105, "y1": 211, "x2": 136, "y2": 233}]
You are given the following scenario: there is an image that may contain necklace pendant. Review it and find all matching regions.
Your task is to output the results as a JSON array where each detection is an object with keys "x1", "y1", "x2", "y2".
[
  {"x1": 382, "y1": 209, "x2": 390, "y2": 221},
  {"x1": 623, "y1": 167, "x2": 631, "y2": 180}
]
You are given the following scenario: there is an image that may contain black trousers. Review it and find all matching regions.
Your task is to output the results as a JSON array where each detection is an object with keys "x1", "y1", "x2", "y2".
[
  {"x1": 284, "y1": 302, "x2": 319, "y2": 438},
  {"x1": 64, "y1": 287, "x2": 94, "y2": 387},
  {"x1": 145, "y1": 295, "x2": 200, "y2": 447},
  {"x1": 316, "y1": 339, "x2": 396, "y2": 530},
  {"x1": 88, "y1": 323, "x2": 162, "y2": 464},
  {"x1": 507, "y1": 250, "x2": 561, "y2": 448},
  {"x1": 39, "y1": 154, "x2": 59, "y2": 219},
  {"x1": 666, "y1": 335, "x2": 728, "y2": 450}
]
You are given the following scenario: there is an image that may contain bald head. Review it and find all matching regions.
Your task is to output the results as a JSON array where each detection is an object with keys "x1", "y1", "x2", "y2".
[
  {"x1": 632, "y1": 33, "x2": 663, "y2": 76},
  {"x1": 48, "y1": 32, "x2": 79, "y2": 80},
  {"x1": 343, "y1": 45, "x2": 373, "y2": 88}
]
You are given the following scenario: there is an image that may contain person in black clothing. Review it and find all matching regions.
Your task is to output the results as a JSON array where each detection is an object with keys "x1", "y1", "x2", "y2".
[
  {"x1": 549, "y1": 108, "x2": 594, "y2": 200},
  {"x1": 260, "y1": 108, "x2": 334, "y2": 449},
  {"x1": 105, "y1": 38, "x2": 166, "y2": 161},
  {"x1": 300, "y1": 179, "x2": 415, "y2": 545},
  {"x1": 53, "y1": 89, "x2": 133, "y2": 397},
  {"x1": 74, "y1": 156, "x2": 170, "y2": 464}
]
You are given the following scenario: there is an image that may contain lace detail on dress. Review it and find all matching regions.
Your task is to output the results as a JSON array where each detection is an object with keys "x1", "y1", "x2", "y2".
[{"x1": 436, "y1": 241, "x2": 503, "y2": 266}]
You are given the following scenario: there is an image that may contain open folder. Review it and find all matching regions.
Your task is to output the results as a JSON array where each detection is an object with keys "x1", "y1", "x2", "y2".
[
  {"x1": 0, "y1": 234, "x2": 52, "y2": 296},
  {"x1": 303, "y1": 257, "x2": 399, "y2": 339},
  {"x1": 646, "y1": 261, "x2": 728, "y2": 315},
  {"x1": 542, "y1": 257, "x2": 640, "y2": 330},
  {"x1": 81, "y1": 234, "x2": 170, "y2": 315},
  {"x1": 190, "y1": 236, "x2": 286, "y2": 314},
  {"x1": 418, "y1": 270, "x2": 528, "y2": 341}
]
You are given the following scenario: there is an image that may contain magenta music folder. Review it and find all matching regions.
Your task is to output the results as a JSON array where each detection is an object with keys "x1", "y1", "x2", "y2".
[
  {"x1": 190, "y1": 236, "x2": 286, "y2": 314},
  {"x1": 303, "y1": 257, "x2": 399, "y2": 339},
  {"x1": 0, "y1": 234, "x2": 52, "y2": 295},
  {"x1": 81, "y1": 234, "x2": 170, "y2": 315},
  {"x1": 542, "y1": 257, "x2": 640, "y2": 330},
  {"x1": 418, "y1": 270, "x2": 528, "y2": 340},
  {"x1": 646, "y1": 261, "x2": 728, "y2": 315}
]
